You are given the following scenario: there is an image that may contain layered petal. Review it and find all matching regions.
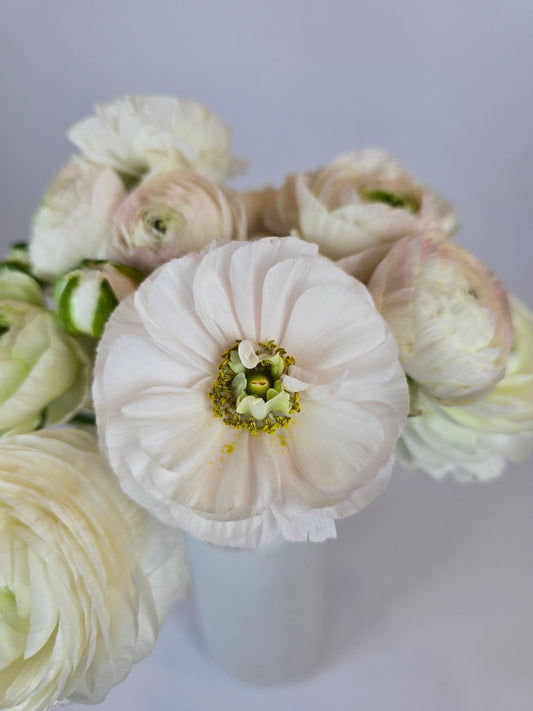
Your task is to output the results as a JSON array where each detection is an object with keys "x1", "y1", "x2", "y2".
[
  {"x1": 94, "y1": 237, "x2": 408, "y2": 546},
  {"x1": 110, "y1": 170, "x2": 246, "y2": 273},
  {"x1": 30, "y1": 157, "x2": 126, "y2": 282},
  {"x1": 0, "y1": 429, "x2": 188, "y2": 711},
  {"x1": 68, "y1": 95, "x2": 242, "y2": 183},
  {"x1": 0, "y1": 302, "x2": 91, "y2": 436},
  {"x1": 398, "y1": 296, "x2": 533, "y2": 481},
  {"x1": 257, "y1": 149, "x2": 457, "y2": 281},
  {"x1": 369, "y1": 232, "x2": 513, "y2": 404}
]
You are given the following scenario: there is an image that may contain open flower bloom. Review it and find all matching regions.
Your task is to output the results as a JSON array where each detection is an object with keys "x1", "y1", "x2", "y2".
[
  {"x1": 368, "y1": 231, "x2": 513, "y2": 404},
  {"x1": 110, "y1": 170, "x2": 246, "y2": 273},
  {"x1": 30, "y1": 157, "x2": 126, "y2": 282},
  {"x1": 68, "y1": 95, "x2": 243, "y2": 183},
  {"x1": 258, "y1": 149, "x2": 457, "y2": 282},
  {"x1": 94, "y1": 237, "x2": 408, "y2": 547},
  {"x1": 397, "y1": 296, "x2": 533, "y2": 481},
  {"x1": 0, "y1": 428, "x2": 188, "y2": 711}
]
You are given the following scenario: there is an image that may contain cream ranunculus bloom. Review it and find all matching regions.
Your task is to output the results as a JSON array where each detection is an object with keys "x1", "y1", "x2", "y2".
[
  {"x1": 445, "y1": 296, "x2": 533, "y2": 433},
  {"x1": 258, "y1": 149, "x2": 457, "y2": 281},
  {"x1": 397, "y1": 296, "x2": 533, "y2": 481},
  {"x1": 0, "y1": 428, "x2": 189, "y2": 711},
  {"x1": 110, "y1": 170, "x2": 246, "y2": 273},
  {"x1": 368, "y1": 231, "x2": 513, "y2": 405},
  {"x1": 68, "y1": 95, "x2": 243, "y2": 184},
  {"x1": 30, "y1": 157, "x2": 126, "y2": 282},
  {"x1": 94, "y1": 237, "x2": 408, "y2": 547},
  {"x1": 0, "y1": 301, "x2": 91, "y2": 436}
]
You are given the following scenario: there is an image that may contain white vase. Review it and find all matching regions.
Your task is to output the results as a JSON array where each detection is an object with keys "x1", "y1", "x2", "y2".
[{"x1": 186, "y1": 535, "x2": 327, "y2": 684}]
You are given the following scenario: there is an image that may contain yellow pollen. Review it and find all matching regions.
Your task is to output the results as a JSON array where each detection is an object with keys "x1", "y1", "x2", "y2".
[{"x1": 209, "y1": 339, "x2": 299, "y2": 434}]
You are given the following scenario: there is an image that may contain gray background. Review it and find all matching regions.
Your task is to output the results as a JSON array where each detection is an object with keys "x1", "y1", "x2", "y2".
[{"x1": 1, "y1": 1, "x2": 532, "y2": 709}]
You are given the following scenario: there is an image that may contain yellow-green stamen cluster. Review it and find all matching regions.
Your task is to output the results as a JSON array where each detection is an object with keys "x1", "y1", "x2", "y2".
[
  {"x1": 209, "y1": 340, "x2": 300, "y2": 434},
  {"x1": 358, "y1": 186, "x2": 420, "y2": 213}
]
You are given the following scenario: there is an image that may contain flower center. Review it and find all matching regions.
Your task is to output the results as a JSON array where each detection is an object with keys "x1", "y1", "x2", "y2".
[
  {"x1": 209, "y1": 339, "x2": 300, "y2": 434},
  {"x1": 358, "y1": 186, "x2": 420, "y2": 213}
]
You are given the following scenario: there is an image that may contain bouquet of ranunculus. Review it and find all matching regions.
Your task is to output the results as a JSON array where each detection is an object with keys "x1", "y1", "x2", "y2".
[{"x1": 1, "y1": 95, "x2": 531, "y2": 708}]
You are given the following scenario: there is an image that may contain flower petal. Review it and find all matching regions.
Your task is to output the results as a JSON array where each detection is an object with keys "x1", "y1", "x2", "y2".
[
  {"x1": 192, "y1": 241, "x2": 245, "y2": 346},
  {"x1": 280, "y1": 284, "x2": 386, "y2": 374},
  {"x1": 260, "y1": 251, "x2": 371, "y2": 343},
  {"x1": 285, "y1": 399, "x2": 392, "y2": 503},
  {"x1": 133, "y1": 254, "x2": 220, "y2": 368}
]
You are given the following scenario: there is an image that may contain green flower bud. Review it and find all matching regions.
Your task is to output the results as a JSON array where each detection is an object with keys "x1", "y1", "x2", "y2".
[
  {"x1": 0, "y1": 243, "x2": 32, "y2": 274},
  {"x1": 54, "y1": 260, "x2": 143, "y2": 338},
  {"x1": 0, "y1": 269, "x2": 44, "y2": 306},
  {"x1": 0, "y1": 301, "x2": 90, "y2": 436}
]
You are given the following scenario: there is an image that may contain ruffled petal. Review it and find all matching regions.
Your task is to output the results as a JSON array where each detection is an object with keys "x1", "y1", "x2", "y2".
[
  {"x1": 192, "y1": 241, "x2": 245, "y2": 346},
  {"x1": 109, "y1": 427, "x2": 282, "y2": 546},
  {"x1": 133, "y1": 254, "x2": 220, "y2": 369},
  {"x1": 121, "y1": 386, "x2": 222, "y2": 474},
  {"x1": 260, "y1": 250, "x2": 371, "y2": 343},
  {"x1": 101, "y1": 335, "x2": 209, "y2": 410},
  {"x1": 280, "y1": 284, "x2": 386, "y2": 374},
  {"x1": 229, "y1": 236, "x2": 320, "y2": 343},
  {"x1": 285, "y1": 399, "x2": 391, "y2": 503}
]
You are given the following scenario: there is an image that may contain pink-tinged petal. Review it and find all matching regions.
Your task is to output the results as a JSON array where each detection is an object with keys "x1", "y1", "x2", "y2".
[
  {"x1": 121, "y1": 386, "x2": 219, "y2": 472},
  {"x1": 192, "y1": 241, "x2": 245, "y2": 346},
  {"x1": 109, "y1": 427, "x2": 282, "y2": 546},
  {"x1": 134, "y1": 254, "x2": 220, "y2": 368},
  {"x1": 369, "y1": 232, "x2": 513, "y2": 404},
  {"x1": 284, "y1": 399, "x2": 397, "y2": 507},
  {"x1": 260, "y1": 251, "x2": 371, "y2": 343},
  {"x1": 115, "y1": 387, "x2": 281, "y2": 524},
  {"x1": 337, "y1": 243, "x2": 391, "y2": 283},
  {"x1": 228, "y1": 237, "x2": 317, "y2": 343},
  {"x1": 265, "y1": 151, "x2": 457, "y2": 266},
  {"x1": 163, "y1": 431, "x2": 280, "y2": 521},
  {"x1": 280, "y1": 284, "x2": 387, "y2": 373},
  {"x1": 314, "y1": 455, "x2": 394, "y2": 520},
  {"x1": 339, "y1": 336, "x2": 409, "y2": 421},
  {"x1": 101, "y1": 334, "x2": 209, "y2": 406}
]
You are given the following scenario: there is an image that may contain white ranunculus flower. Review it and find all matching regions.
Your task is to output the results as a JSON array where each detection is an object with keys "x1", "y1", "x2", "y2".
[
  {"x1": 397, "y1": 296, "x2": 533, "y2": 481},
  {"x1": 368, "y1": 231, "x2": 513, "y2": 405},
  {"x1": 68, "y1": 95, "x2": 243, "y2": 183},
  {"x1": 262, "y1": 149, "x2": 457, "y2": 281},
  {"x1": 30, "y1": 157, "x2": 126, "y2": 282},
  {"x1": 94, "y1": 237, "x2": 408, "y2": 547},
  {"x1": 0, "y1": 301, "x2": 91, "y2": 436},
  {"x1": 0, "y1": 428, "x2": 189, "y2": 711},
  {"x1": 110, "y1": 170, "x2": 246, "y2": 273}
]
